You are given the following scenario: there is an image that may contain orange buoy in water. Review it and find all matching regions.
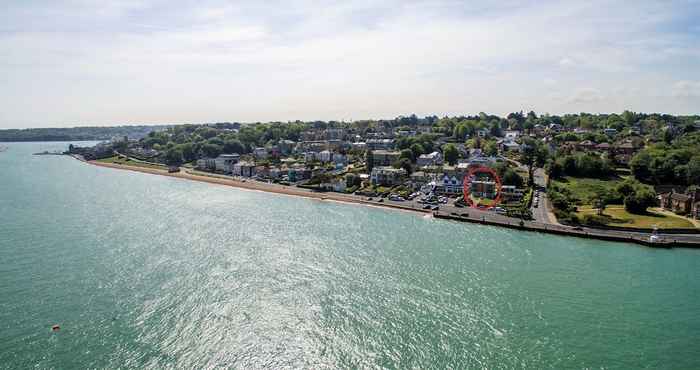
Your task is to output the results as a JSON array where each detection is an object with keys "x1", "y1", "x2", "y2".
[{"x1": 51, "y1": 325, "x2": 60, "y2": 332}]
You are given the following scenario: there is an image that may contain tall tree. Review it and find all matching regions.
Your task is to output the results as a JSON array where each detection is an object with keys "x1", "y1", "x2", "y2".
[
  {"x1": 443, "y1": 144, "x2": 459, "y2": 165},
  {"x1": 520, "y1": 138, "x2": 549, "y2": 186}
]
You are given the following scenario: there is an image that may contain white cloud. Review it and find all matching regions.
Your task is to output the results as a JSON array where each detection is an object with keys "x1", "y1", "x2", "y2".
[
  {"x1": 0, "y1": 0, "x2": 699, "y2": 127},
  {"x1": 558, "y1": 58, "x2": 575, "y2": 68},
  {"x1": 568, "y1": 88, "x2": 604, "y2": 103},
  {"x1": 672, "y1": 80, "x2": 700, "y2": 98}
]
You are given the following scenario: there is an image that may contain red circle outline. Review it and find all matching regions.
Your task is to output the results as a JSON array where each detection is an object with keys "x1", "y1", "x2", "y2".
[{"x1": 462, "y1": 166, "x2": 502, "y2": 209}]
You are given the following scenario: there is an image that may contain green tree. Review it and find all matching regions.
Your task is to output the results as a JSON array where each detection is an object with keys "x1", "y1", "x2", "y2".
[
  {"x1": 624, "y1": 186, "x2": 657, "y2": 214},
  {"x1": 223, "y1": 139, "x2": 246, "y2": 154},
  {"x1": 502, "y1": 169, "x2": 524, "y2": 187},
  {"x1": 453, "y1": 124, "x2": 469, "y2": 141},
  {"x1": 483, "y1": 140, "x2": 498, "y2": 156},
  {"x1": 520, "y1": 138, "x2": 549, "y2": 186},
  {"x1": 176, "y1": 143, "x2": 196, "y2": 162},
  {"x1": 394, "y1": 158, "x2": 413, "y2": 174},
  {"x1": 443, "y1": 144, "x2": 459, "y2": 165},
  {"x1": 400, "y1": 148, "x2": 415, "y2": 162},
  {"x1": 630, "y1": 151, "x2": 652, "y2": 182},
  {"x1": 201, "y1": 143, "x2": 223, "y2": 158},
  {"x1": 410, "y1": 143, "x2": 425, "y2": 161},
  {"x1": 687, "y1": 155, "x2": 700, "y2": 184},
  {"x1": 164, "y1": 148, "x2": 183, "y2": 166},
  {"x1": 590, "y1": 187, "x2": 608, "y2": 216},
  {"x1": 345, "y1": 173, "x2": 361, "y2": 187}
]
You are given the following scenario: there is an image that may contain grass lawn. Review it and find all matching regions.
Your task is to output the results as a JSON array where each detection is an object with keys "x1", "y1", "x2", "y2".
[
  {"x1": 552, "y1": 176, "x2": 624, "y2": 203},
  {"x1": 468, "y1": 195, "x2": 496, "y2": 206},
  {"x1": 577, "y1": 205, "x2": 696, "y2": 229},
  {"x1": 96, "y1": 156, "x2": 168, "y2": 170}
]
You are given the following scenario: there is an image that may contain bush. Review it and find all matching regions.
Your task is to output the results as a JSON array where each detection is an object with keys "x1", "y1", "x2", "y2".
[
  {"x1": 624, "y1": 185, "x2": 657, "y2": 214},
  {"x1": 581, "y1": 214, "x2": 609, "y2": 226}
]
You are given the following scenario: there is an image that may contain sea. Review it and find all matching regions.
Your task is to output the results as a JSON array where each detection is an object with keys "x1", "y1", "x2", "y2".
[{"x1": 1, "y1": 142, "x2": 699, "y2": 369}]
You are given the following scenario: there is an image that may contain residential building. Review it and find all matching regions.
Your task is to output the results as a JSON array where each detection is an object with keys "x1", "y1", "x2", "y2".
[
  {"x1": 370, "y1": 166, "x2": 407, "y2": 186},
  {"x1": 499, "y1": 140, "x2": 521, "y2": 152},
  {"x1": 351, "y1": 142, "x2": 367, "y2": 151},
  {"x1": 417, "y1": 151, "x2": 443, "y2": 167},
  {"x1": 253, "y1": 147, "x2": 268, "y2": 160},
  {"x1": 214, "y1": 154, "x2": 240, "y2": 173},
  {"x1": 603, "y1": 128, "x2": 618, "y2": 136},
  {"x1": 278, "y1": 140, "x2": 296, "y2": 155},
  {"x1": 660, "y1": 188, "x2": 700, "y2": 217},
  {"x1": 397, "y1": 130, "x2": 417, "y2": 137},
  {"x1": 372, "y1": 150, "x2": 401, "y2": 166},
  {"x1": 288, "y1": 166, "x2": 311, "y2": 182},
  {"x1": 595, "y1": 143, "x2": 612, "y2": 153},
  {"x1": 325, "y1": 128, "x2": 347, "y2": 140},
  {"x1": 318, "y1": 150, "x2": 333, "y2": 163},
  {"x1": 366, "y1": 138, "x2": 396, "y2": 150},
  {"x1": 232, "y1": 162, "x2": 256, "y2": 177},
  {"x1": 304, "y1": 152, "x2": 317, "y2": 162},
  {"x1": 577, "y1": 140, "x2": 596, "y2": 151},
  {"x1": 470, "y1": 180, "x2": 497, "y2": 199},
  {"x1": 501, "y1": 185, "x2": 525, "y2": 201},
  {"x1": 504, "y1": 130, "x2": 520, "y2": 140},
  {"x1": 548, "y1": 124, "x2": 563, "y2": 134},
  {"x1": 332, "y1": 153, "x2": 348, "y2": 166},
  {"x1": 409, "y1": 171, "x2": 429, "y2": 190},
  {"x1": 196, "y1": 157, "x2": 217, "y2": 171}
]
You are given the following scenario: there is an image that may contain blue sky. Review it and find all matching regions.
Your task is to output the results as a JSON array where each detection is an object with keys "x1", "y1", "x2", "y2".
[{"x1": 1, "y1": 0, "x2": 699, "y2": 128}]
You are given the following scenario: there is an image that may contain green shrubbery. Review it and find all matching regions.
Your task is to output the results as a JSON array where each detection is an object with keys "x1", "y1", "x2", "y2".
[{"x1": 547, "y1": 153, "x2": 614, "y2": 179}]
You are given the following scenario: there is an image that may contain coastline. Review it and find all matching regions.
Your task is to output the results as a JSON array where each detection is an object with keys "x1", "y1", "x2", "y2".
[
  {"x1": 74, "y1": 156, "x2": 700, "y2": 249},
  {"x1": 80, "y1": 157, "x2": 428, "y2": 215}
]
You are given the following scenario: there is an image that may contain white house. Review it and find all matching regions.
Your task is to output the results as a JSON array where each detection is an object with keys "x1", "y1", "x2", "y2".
[
  {"x1": 214, "y1": 154, "x2": 240, "y2": 173},
  {"x1": 370, "y1": 166, "x2": 407, "y2": 186},
  {"x1": 318, "y1": 150, "x2": 333, "y2": 163},
  {"x1": 233, "y1": 162, "x2": 256, "y2": 177},
  {"x1": 501, "y1": 185, "x2": 525, "y2": 201},
  {"x1": 417, "y1": 151, "x2": 443, "y2": 167},
  {"x1": 253, "y1": 147, "x2": 268, "y2": 160},
  {"x1": 196, "y1": 157, "x2": 217, "y2": 171},
  {"x1": 504, "y1": 130, "x2": 520, "y2": 140},
  {"x1": 304, "y1": 152, "x2": 317, "y2": 162}
]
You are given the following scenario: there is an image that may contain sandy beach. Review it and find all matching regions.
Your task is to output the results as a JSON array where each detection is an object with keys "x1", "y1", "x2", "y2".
[{"x1": 84, "y1": 159, "x2": 429, "y2": 215}]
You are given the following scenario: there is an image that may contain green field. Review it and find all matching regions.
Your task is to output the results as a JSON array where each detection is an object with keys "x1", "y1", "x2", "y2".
[
  {"x1": 552, "y1": 176, "x2": 624, "y2": 203},
  {"x1": 96, "y1": 156, "x2": 168, "y2": 170},
  {"x1": 577, "y1": 206, "x2": 695, "y2": 229}
]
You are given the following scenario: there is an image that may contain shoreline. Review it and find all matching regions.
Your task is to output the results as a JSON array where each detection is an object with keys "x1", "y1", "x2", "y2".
[
  {"x1": 74, "y1": 156, "x2": 700, "y2": 249},
  {"x1": 81, "y1": 157, "x2": 429, "y2": 215}
]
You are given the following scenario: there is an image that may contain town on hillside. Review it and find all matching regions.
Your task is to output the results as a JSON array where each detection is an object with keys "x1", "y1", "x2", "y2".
[{"x1": 68, "y1": 112, "x2": 700, "y2": 231}]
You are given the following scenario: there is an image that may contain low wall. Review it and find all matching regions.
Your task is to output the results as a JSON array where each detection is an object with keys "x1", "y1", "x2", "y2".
[{"x1": 434, "y1": 213, "x2": 700, "y2": 249}]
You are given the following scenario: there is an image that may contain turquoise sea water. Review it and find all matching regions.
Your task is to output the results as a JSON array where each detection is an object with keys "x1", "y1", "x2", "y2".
[{"x1": 1, "y1": 142, "x2": 699, "y2": 369}]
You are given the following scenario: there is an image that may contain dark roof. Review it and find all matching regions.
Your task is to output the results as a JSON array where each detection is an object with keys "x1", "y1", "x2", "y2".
[{"x1": 671, "y1": 193, "x2": 692, "y2": 202}]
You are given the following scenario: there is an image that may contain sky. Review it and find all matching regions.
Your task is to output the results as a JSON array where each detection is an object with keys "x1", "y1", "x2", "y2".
[{"x1": 1, "y1": 0, "x2": 699, "y2": 128}]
